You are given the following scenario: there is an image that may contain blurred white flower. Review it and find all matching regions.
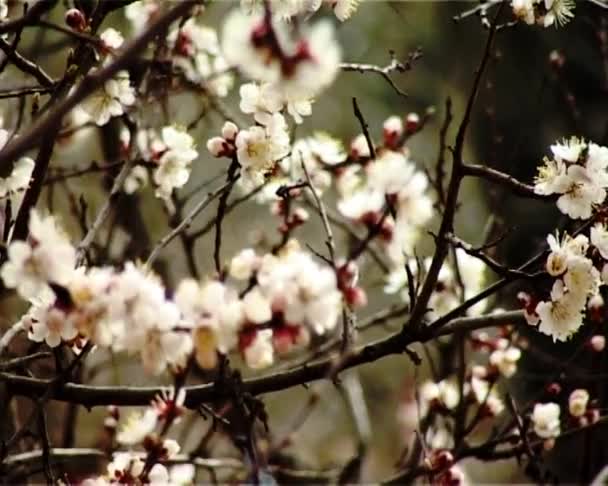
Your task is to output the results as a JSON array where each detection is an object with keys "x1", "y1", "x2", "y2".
[
  {"x1": 167, "y1": 18, "x2": 233, "y2": 96},
  {"x1": 532, "y1": 402, "x2": 561, "y2": 438},
  {"x1": 222, "y1": 10, "x2": 340, "y2": 99},
  {"x1": 0, "y1": 157, "x2": 34, "y2": 198},
  {"x1": 100, "y1": 28, "x2": 124, "y2": 50},
  {"x1": 1, "y1": 210, "x2": 76, "y2": 300},
  {"x1": 175, "y1": 279, "x2": 244, "y2": 370},
  {"x1": 243, "y1": 328, "x2": 274, "y2": 369},
  {"x1": 123, "y1": 165, "x2": 149, "y2": 194},
  {"x1": 0, "y1": 0, "x2": 7, "y2": 21},
  {"x1": 153, "y1": 126, "x2": 198, "y2": 200},
  {"x1": 568, "y1": 389, "x2": 589, "y2": 418},
  {"x1": 489, "y1": 345, "x2": 521, "y2": 378},
  {"x1": 116, "y1": 408, "x2": 158, "y2": 445}
]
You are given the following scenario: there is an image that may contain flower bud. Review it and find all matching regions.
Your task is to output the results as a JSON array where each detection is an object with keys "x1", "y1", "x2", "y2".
[
  {"x1": 65, "y1": 8, "x2": 87, "y2": 31},
  {"x1": 207, "y1": 136, "x2": 228, "y2": 157},
  {"x1": 405, "y1": 112, "x2": 420, "y2": 133},
  {"x1": 382, "y1": 116, "x2": 403, "y2": 148},
  {"x1": 221, "y1": 121, "x2": 239, "y2": 141},
  {"x1": 568, "y1": 389, "x2": 589, "y2": 418},
  {"x1": 590, "y1": 334, "x2": 606, "y2": 352}
]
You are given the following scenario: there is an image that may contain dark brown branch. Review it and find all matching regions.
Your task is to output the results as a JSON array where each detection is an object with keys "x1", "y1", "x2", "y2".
[
  {"x1": 404, "y1": 7, "x2": 502, "y2": 337},
  {"x1": 0, "y1": 37, "x2": 55, "y2": 87},
  {"x1": 462, "y1": 163, "x2": 553, "y2": 200},
  {"x1": 0, "y1": 311, "x2": 526, "y2": 409}
]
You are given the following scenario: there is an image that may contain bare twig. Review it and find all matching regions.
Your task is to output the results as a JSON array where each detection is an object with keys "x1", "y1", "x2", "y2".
[
  {"x1": 76, "y1": 158, "x2": 135, "y2": 265},
  {"x1": 146, "y1": 180, "x2": 234, "y2": 268},
  {"x1": 340, "y1": 49, "x2": 421, "y2": 98}
]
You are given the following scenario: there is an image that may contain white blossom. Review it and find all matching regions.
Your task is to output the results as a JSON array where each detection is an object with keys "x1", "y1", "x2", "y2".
[
  {"x1": 543, "y1": 0, "x2": 575, "y2": 27},
  {"x1": 0, "y1": 157, "x2": 34, "y2": 198},
  {"x1": 568, "y1": 389, "x2": 589, "y2": 418},
  {"x1": 80, "y1": 72, "x2": 135, "y2": 126},
  {"x1": 489, "y1": 345, "x2": 521, "y2": 378},
  {"x1": 236, "y1": 113, "x2": 290, "y2": 188},
  {"x1": 175, "y1": 279, "x2": 244, "y2": 370},
  {"x1": 116, "y1": 408, "x2": 158, "y2": 445},
  {"x1": 1, "y1": 210, "x2": 76, "y2": 300},
  {"x1": 222, "y1": 10, "x2": 340, "y2": 100},
  {"x1": 243, "y1": 328, "x2": 274, "y2": 369},
  {"x1": 536, "y1": 280, "x2": 586, "y2": 341},
  {"x1": 100, "y1": 28, "x2": 124, "y2": 50},
  {"x1": 532, "y1": 402, "x2": 561, "y2": 438},
  {"x1": 167, "y1": 19, "x2": 233, "y2": 96},
  {"x1": 0, "y1": 0, "x2": 7, "y2": 21},
  {"x1": 125, "y1": 0, "x2": 159, "y2": 34},
  {"x1": 153, "y1": 126, "x2": 198, "y2": 200}
]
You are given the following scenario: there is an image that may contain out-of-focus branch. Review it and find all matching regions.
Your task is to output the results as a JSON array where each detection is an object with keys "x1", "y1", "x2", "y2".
[{"x1": 0, "y1": 37, "x2": 55, "y2": 87}]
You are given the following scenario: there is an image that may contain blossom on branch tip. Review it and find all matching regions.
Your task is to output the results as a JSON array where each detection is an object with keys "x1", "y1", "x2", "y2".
[{"x1": 535, "y1": 138, "x2": 608, "y2": 219}]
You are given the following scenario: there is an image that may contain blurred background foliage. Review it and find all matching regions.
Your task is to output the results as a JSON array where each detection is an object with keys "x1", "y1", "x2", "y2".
[{"x1": 2, "y1": 0, "x2": 608, "y2": 482}]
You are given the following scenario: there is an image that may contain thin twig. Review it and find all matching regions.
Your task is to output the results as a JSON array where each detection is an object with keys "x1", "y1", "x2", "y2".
[
  {"x1": 146, "y1": 180, "x2": 233, "y2": 268},
  {"x1": 76, "y1": 158, "x2": 135, "y2": 265}
]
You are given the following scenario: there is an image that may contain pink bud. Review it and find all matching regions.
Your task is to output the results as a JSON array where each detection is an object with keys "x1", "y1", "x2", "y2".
[
  {"x1": 590, "y1": 335, "x2": 606, "y2": 352},
  {"x1": 546, "y1": 382, "x2": 562, "y2": 395},
  {"x1": 344, "y1": 286, "x2": 367, "y2": 308},
  {"x1": 221, "y1": 121, "x2": 239, "y2": 141},
  {"x1": 382, "y1": 116, "x2": 403, "y2": 148},
  {"x1": 405, "y1": 112, "x2": 420, "y2": 133},
  {"x1": 65, "y1": 8, "x2": 87, "y2": 31},
  {"x1": 206, "y1": 137, "x2": 228, "y2": 157}
]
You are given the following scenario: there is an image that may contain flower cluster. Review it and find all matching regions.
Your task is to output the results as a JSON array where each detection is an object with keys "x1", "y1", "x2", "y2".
[
  {"x1": 83, "y1": 388, "x2": 194, "y2": 485},
  {"x1": 534, "y1": 137, "x2": 608, "y2": 219},
  {"x1": 1, "y1": 211, "x2": 345, "y2": 374},
  {"x1": 167, "y1": 18, "x2": 233, "y2": 97},
  {"x1": 511, "y1": 0, "x2": 575, "y2": 27},
  {"x1": 227, "y1": 240, "x2": 343, "y2": 367},
  {"x1": 335, "y1": 119, "x2": 433, "y2": 268},
  {"x1": 208, "y1": 116, "x2": 290, "y2": 190},
  {"x1": 524, "y1": 231, "x2": 602, "y2": 341},
  {"x1": 125, "y1": 125, "x2": 198, "y2": 200}
]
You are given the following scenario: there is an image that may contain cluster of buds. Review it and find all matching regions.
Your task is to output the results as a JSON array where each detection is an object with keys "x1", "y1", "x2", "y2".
[
  {"x1": 382, "y1": 113, "x2": 421, "y2": 150},
  {"x1": 207, "y1": 121, "x2": 239, "y2": 158}
]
